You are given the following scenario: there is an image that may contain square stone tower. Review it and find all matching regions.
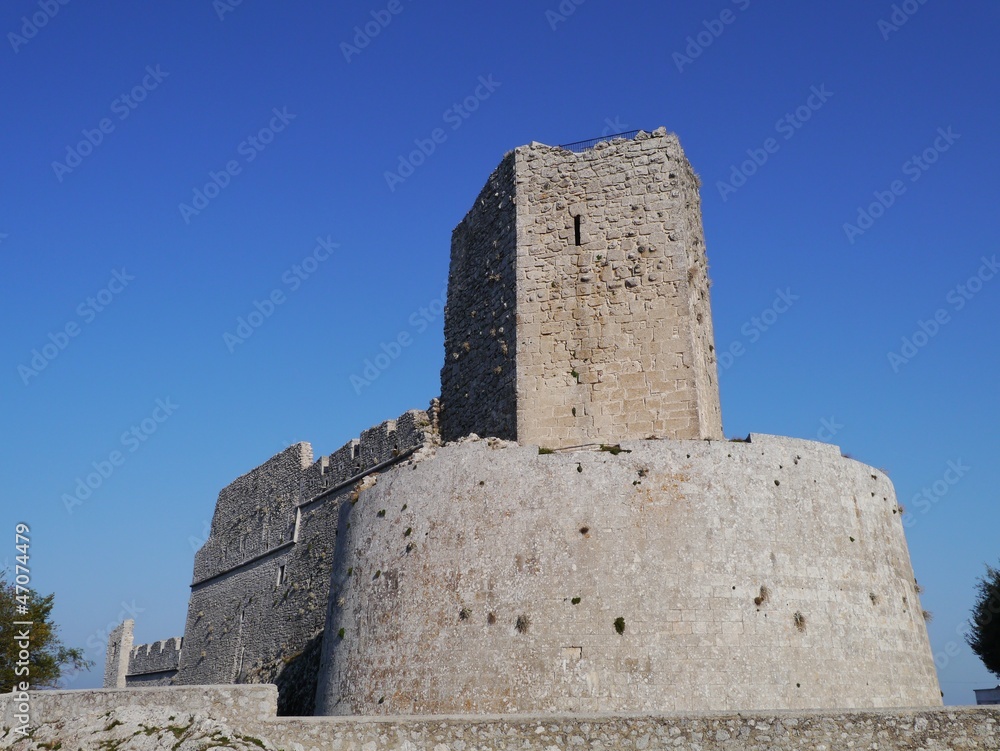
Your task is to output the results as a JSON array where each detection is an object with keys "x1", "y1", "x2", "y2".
[{"x1": 440, "y1": 128, "x2": 723, "y2": 447}]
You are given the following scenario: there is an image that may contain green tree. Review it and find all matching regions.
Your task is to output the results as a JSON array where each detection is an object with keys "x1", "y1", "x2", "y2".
[
  {"x1": 0, "y1": 575, "x2": 92, "y2": 691},
  {"x1": 966, "y1": 562, "x2": 1000, "y2": 678}
]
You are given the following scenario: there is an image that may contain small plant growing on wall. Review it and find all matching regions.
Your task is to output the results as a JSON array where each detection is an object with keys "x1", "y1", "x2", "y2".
[
  {"x1": 515, "y1": 615, "x2": 530, "y2": 633},
  {"x1": 614, "y1": 617, "x2": 626, "y2": 635},
  {"x1": 793, "y1": 612, "x2": 806, "y2": 632}
]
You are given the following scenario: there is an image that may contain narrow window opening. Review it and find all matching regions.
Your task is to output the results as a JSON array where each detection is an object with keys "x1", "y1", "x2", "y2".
[
  {"x1": 277, "y1": 564, "x2": 286, "y2": 586},
  {"x1": 574, "y1": 215, "x2": 582, "y2": 246}
]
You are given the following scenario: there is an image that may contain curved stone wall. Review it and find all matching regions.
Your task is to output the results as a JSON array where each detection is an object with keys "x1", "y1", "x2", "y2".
[{"x1": 315, "y1": 434, "x2": 941, "y2": 715}]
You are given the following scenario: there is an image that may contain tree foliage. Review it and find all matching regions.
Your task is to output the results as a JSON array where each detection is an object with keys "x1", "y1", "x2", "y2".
[
  {"x1": 0, "y1": 575, "x2": 92, "y2": 692},
  {"x1": 966, "y1": 562, "x2": 1000, "y2": 679}
]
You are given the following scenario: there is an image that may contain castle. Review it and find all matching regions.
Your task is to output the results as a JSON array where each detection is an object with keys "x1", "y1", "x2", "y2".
[{"x1": 105, "y1": 128, "x2": 941, "y2": 715}]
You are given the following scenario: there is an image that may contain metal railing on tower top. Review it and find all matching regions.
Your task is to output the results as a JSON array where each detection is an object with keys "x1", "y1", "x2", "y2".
[{"x1": 558, "y1": 130, "x2": 642, "y2": 153}]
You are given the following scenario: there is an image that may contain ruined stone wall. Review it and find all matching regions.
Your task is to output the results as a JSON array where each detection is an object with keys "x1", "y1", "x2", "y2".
[
  {"x1": 440, "y1": 130, "x2": 722, "y2": 447},
  {"x1": 317, "y1": 434, "x2": 939, "y2": 715},
  {"x1": 440, "y1": 153, "x2": 518, "y2": 442},
  {"x1": 173, "y1": 408, "x2": 437, "y2": 710}
]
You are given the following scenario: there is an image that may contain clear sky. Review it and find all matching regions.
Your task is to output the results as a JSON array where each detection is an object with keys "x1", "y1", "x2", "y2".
[{"x1": 2, "y1": 0, "x2": 997, "y2": 704}]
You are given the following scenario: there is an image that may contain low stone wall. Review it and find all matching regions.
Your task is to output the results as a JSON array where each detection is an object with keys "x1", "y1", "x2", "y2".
[
  {"x1": 0, "y1": 685, "x2": 276, "y2": 731},
  {"x1": 252, "y1": 708, "x2": 1000, "y2": 751},
  {"x1": 1, "y1": 687, "x2": 998, "y2": 751}
]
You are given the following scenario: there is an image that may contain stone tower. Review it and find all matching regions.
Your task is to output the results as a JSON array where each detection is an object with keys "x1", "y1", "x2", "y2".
[{"x1": 440, "y1": 128, "x2": 723, "y2": 447}]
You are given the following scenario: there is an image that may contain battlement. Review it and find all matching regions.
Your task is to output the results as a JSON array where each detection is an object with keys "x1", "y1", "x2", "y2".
[
  {"x1": 129, "y1": 638, "x2": 183, "y2": 677},
  {"x1": 441, "y1": 128, "x2": 723, "y2": 447},
  {"x1": 192, "y1": 407, "x2": 437, "y2": 585},
  {"x1": 169, "y1": 404, "x2": 439, "y2": 699}
]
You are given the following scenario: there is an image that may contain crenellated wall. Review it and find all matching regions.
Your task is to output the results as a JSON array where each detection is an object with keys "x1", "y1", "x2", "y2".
[
  {"x1": 126, "y1": 638, "x2": 182, "y2": 686},
  {"x1": 172, "y1": 406, "x2": 438, "y2": 714}
]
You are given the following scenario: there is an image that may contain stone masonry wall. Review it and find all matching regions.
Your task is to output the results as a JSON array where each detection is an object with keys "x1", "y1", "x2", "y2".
[
  {"x1": 102, "y1": 619, "x2": 133, "y2": 688},
  {"x1": 317, "y1": 434, "x2": 939, "y2": 715},
  {"x1": 440, "y1": 153, "x2": 518, "y2": 442},
  {"x1": 3, "y1": 687, "x2": 997, "y2": 751},
  {"x1": 173, "y1": 408, "x2": 437, "y2": 711},
  {"x1": 125, "y1": 638, "x2": 182, "y2": 686},
  {"x1": 514, "y1": 130, "x2": 723, "y2": 447},
  {"x1": 440, "y1": 130, "x2": 723, "y2": 447}
]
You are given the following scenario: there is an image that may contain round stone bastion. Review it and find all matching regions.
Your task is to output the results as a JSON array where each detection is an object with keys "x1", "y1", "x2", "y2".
[{"x1": 315, "y1": 433, "x2": 941, "y2": 715}]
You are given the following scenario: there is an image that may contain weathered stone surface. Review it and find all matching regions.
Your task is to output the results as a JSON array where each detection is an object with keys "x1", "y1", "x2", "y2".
[
  {"x1": 157, "y1": 409, "x2": 436, "y2": 708},
  {"x1": 441, "y1": 129, "x2": 724, "y2": 447},
  {"x1": 125, "y1": 637, "x2": 182, "y2": 686},
  {"x1": 317, "y1": 434, "x2": 939, "y2": 715},
  {"x1": 103, "y1": 619, "x2": 133, "y2": 688},
  {"x1": 2, "y1": 687, "x2": 997, "y2": 751}
]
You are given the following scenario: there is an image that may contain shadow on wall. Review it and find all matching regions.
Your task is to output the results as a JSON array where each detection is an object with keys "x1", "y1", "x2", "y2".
[{"x1": 244, "y1": 630, "x2": 325, "y2": 716}]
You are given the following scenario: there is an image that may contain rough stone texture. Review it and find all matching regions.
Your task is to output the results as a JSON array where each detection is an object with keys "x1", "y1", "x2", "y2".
[
  {"x1": 153, "y1": 408, "x2": 437, "y2": 712},
  {"x1": 440, "y1": 152, "x2": 519, "y2": 442},
  {"x1": 441, "y1": 129, "x2": 724, "y2": 447},
  {"x1": 103, "y1": 619, "x2": 133, "y2": 688},
  {"x1": 125, "y1": 637, "x2": 182, "y2": 686},
  {"x1": 3, "y1": 687, "x2": 998, "y2": 751},
  {"x1": 0, "y1": 685, "x2": 277, "y2": 732},
  {"x1": 317, "y1": 434, "x2": 940, "y2": 715}
]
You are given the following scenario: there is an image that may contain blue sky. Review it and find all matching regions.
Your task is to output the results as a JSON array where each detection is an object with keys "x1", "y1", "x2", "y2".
[{"x1": 1, "y1": 1, "x2": 998, "y2": 704}]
